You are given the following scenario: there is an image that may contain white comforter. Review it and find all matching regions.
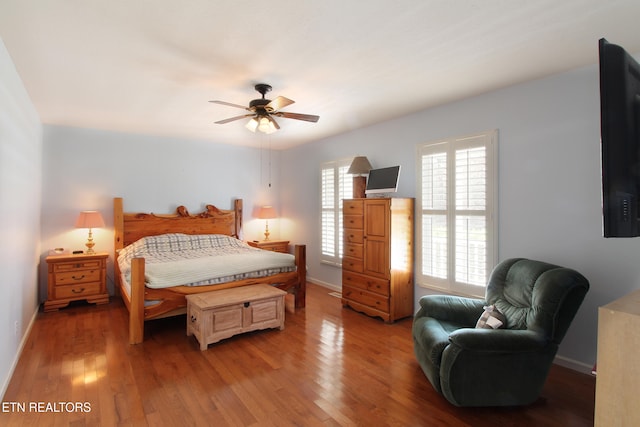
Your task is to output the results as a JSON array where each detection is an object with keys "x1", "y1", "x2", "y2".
[{"x1": 118, "y1": 233, "x2": 295, "y2": 289}]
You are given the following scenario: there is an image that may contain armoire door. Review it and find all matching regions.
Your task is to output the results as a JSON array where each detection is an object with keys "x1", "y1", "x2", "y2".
[{"x1": 363, "y1": 199, "x2": 390, "y2": 279}]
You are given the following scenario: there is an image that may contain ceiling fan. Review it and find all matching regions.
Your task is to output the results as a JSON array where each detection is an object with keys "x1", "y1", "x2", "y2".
[{"x1": 210, "y1": 83, "x2": 320, "y2": 134}]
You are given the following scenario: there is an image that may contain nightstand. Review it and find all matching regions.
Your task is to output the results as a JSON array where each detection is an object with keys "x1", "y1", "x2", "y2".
[
  {"x1": 44, "y1": 252, "x2": 109, "y2": 312},
  {"x1": 248, "y1": 240, "x2": 290, "y2": 253}
]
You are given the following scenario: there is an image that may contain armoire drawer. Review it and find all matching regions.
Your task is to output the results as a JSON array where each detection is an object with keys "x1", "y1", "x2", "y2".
[
  {"x1": 342, "y1": 256, "x2": 363, "y2": 273},
  {"x1": 342, "y1": 271, "x2": 390, "y2": 296},
  {"x1": 344, "y1": 215, "x2": 363, "y2": 229},
  {"x1": 343, "y1": 200, "x2": 364, "y2": 215},
  {"x1": 342, "y1": 286, "x2": 390, "y2": 312},
  {"x1": 343, "y1": 243, "x2": 363, "y2": 259},
  {"x1": 344, "y1": 229, "x2": 363, "y2": 244}
]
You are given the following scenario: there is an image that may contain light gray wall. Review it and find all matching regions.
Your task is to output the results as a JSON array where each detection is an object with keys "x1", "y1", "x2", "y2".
[
  {"x1": 281, "y1": 61, "x2": 640, "y2": 371},
  {"x1": 0, "y1": 39, "x2": 42, "y2": 397},
  {"x1": 39, "y1": 126, "x2": 283, "y2": 297}
]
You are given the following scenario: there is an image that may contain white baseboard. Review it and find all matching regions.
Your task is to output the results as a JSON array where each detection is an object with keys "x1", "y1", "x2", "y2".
[
  {"x1": 554, "y1": 354, "x2": 595, "y2": 375},
  {"x1": 307, "y1": 276, "x2": 341, "y2": 292},
  {"x1": 1, "y1": 307, "x2": 39, "y2": 399}
]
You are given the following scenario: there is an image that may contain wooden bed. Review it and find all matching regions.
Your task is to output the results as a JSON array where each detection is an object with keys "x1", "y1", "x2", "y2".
[{"x1": 113, "y1": 197, "x2": 306, "y2": 344}]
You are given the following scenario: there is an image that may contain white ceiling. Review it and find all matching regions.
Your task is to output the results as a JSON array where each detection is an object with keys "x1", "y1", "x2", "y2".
[{"x1": 1, "y1": 1, "x2": 640, "y2": 149}]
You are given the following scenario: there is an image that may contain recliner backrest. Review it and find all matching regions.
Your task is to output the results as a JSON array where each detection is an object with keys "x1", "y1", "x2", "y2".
[{"x1": 485, "y1": 258, "x2": 589, "y2": 343}]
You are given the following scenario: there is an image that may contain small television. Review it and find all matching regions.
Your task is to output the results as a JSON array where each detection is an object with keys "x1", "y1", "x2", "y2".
[
  {"x1": 599, "y1": 38, "x2": 640, "y2": 237},
  {"x1": 365, "y1": 166, "x2": 401, "y2": 195}
]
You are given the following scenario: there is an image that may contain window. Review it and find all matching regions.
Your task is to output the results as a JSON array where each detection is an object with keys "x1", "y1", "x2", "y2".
[
  {"x1": 321, "y1": 158, "x2": 353, "y2": 266},
  {"x1": 417, "y1": 130, "x2": 497, "y2": 297}
]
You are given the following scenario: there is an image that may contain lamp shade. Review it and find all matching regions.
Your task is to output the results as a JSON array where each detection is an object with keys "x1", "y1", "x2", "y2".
[
  {"x1": 75, "y1": 211, "x2": 105, "y2": 229},
  {"x1": 347, "y1": 156, "x2": 373, "y2": 175},
  {"x1": 257, "y1": 206, "x2": 277, "y2": 219}
]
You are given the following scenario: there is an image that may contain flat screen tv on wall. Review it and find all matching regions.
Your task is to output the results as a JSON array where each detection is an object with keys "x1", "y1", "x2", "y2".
[{"x1": 600, "y1": 38, "x2": 640, "y2": 237}]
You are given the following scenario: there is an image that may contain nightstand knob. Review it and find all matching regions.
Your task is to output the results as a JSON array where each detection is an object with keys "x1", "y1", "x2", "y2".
[
  {"x1": 71, "y1": 288, "x2": 85, "y2": 294},
  {"x1": 71, "y1": 275, "x2": 85, "y2": 281}
]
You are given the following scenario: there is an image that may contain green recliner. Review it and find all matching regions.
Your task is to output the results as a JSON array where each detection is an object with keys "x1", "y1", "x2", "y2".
[{"x1": 412, "y1": 258, "x2": 589, "y2": 407}]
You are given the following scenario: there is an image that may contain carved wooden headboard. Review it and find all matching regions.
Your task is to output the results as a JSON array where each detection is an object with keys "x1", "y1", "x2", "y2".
[{"x1": 113, "y1": 197, "x2": 243, "y2": 251}]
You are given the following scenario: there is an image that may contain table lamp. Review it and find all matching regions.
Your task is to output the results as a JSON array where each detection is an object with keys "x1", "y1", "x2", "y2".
[
  {"x1": 257, "y1": 206, "x2": 277, "y2": 241},
  {"x1": 75, "y1": 210, "x2": 105, "y2": 254}
]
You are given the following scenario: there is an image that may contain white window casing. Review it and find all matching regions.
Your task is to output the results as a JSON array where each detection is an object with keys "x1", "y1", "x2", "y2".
[{"x1": 417, "y1": 130, "x2": 498, "y2": 297}]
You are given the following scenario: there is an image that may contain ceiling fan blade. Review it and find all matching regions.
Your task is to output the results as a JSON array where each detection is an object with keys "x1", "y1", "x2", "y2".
[
  {"x1": 267, "y1": 96, "x2": 295, "y2": 111},
  {"x1": 209, "y1": 100, "x2": 250, "y2": 110},
  {"x1": 276, "y1": 111, "x2": 320, "y2": 123},
  {"x1": 269, "y1": 115, "x2": 280, "y2": 130},
  {"x1": 215, "y1": 114, "x2": 254, "y2": 124}
]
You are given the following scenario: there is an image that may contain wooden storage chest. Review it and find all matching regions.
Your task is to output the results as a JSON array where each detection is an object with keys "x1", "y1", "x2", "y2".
[{"x1": 186, "y1": 284, "x2": 286, "y2": 350}]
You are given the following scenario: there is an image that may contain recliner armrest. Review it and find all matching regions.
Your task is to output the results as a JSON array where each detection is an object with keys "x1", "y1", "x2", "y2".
[
  {"x1": 448, "y1": 328, "x2": 548, "y2": 352},
  {"x1": 417, "y1": 295, "x2": 485, "y2": 326}
]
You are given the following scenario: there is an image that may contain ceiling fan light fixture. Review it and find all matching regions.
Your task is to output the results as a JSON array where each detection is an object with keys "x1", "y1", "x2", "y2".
[
  {"x1": 258, "y1": 116, "x2": 277, "y2": 134},
  {"x1": 245, "y1": 117, "x2": 259, "y2": 132}
]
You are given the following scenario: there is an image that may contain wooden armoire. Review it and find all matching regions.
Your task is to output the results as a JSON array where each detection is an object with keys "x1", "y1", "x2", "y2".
[{"x1": 341, "y1": 197, "x2": 414, "y2": 322}]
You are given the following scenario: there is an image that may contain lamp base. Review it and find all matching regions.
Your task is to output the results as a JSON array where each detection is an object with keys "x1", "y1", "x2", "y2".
[
  {"x1": 85, "y1": 228, "x2": 96, "y2": 254},
  {"x1": 263, "y1": 221, "x2": 270, "y2": 241},
  {"x1": 353, "y1": 176, "x2": 366, "y2": 198}
]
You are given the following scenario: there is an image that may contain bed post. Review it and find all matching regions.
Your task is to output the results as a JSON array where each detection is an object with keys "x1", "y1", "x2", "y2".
[
  {"x1": 114, "y1": 197, "x2": 124, "y2": 251},
  {"x1": 114, "y1": 197, "x2": 124, "y2": 295},
  {"x1": 295, "y1": 245, "x2": 306, "y2": 308},
  {"x1": 130, "y1": 258, "x2": 145, "y2": 344},
  {"x1": 234, "y1": 199, "x2": 243, "y2": 240}
]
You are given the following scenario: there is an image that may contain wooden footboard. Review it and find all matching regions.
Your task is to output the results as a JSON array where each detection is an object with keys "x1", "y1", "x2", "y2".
[{"x1": 126, "y1": 244, "x2": 306, "y2": 344}]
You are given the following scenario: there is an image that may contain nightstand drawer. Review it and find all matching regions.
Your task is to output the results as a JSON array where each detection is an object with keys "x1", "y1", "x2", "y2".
[
  {"x1": 54, "y1": 260, "x2": 102, "y2": 272},
  {"x1": 54, "y1": 282, "x2": 101, "y2": 300},
  {"x1": 247, "y1": 240, "x2": 289, "y2": 253},
  {"x1": 257, "y1": 243, "x2": 288, "y2": 253},
  {"x1": 54, "y1": 268, "x2": 102, "y2": 286}
]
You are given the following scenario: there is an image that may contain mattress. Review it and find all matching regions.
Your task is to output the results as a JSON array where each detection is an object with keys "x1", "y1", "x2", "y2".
[{"x1": 117, "y1": 233, "x2": 296, "y2": 290}]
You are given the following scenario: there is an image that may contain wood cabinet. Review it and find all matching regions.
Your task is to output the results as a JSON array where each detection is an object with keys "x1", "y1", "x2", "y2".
[
  {"x1": 44, "y1": 252, "x2": 109, "y2": 312},
  {"x1": 342, "y1": 198, "x2": 414, "y2": 322},
  {"x1": 594, "y1": 289, "x2": 640, "y2": 426},
  {"x1": 248, "y1": 240, "x2": 290, "y2": 253}
]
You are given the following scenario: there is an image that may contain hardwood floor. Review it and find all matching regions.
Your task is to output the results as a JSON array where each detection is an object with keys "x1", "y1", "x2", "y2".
[{"x1": 2, "y1": 283, "x2": 595, "y2": 426}]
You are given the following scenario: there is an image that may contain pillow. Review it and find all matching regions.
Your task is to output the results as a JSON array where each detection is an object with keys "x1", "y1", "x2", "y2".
[{"x1": 475, "y1": 305, "x2": 506, "y2": 329}]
